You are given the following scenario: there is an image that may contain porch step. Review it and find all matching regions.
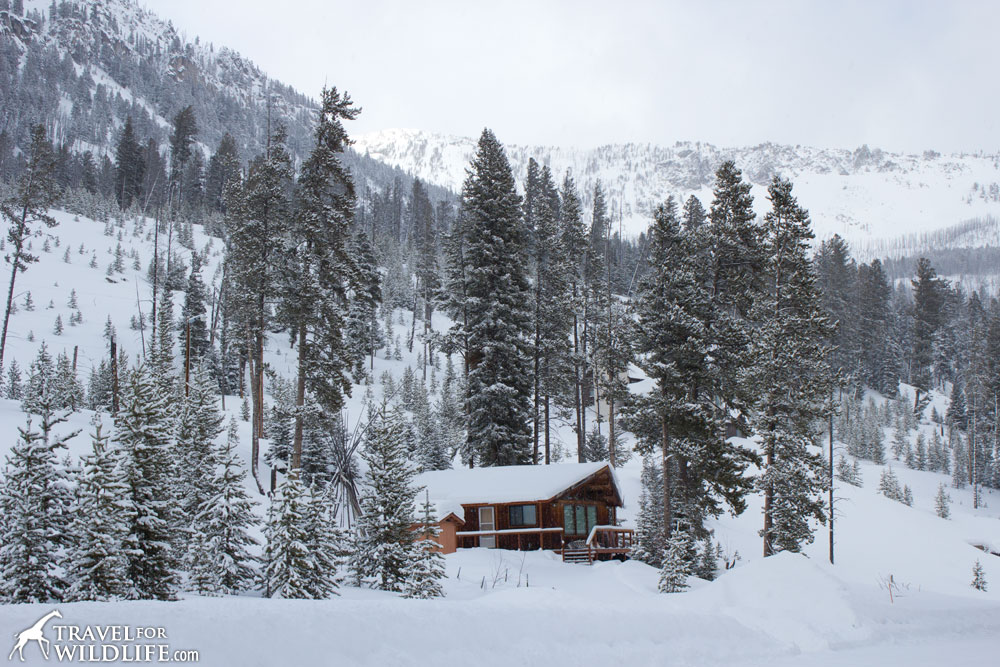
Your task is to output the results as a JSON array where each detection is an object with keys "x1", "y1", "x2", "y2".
[{"x1": 562, "y1": 549, "x2": 593, "y2": 565}]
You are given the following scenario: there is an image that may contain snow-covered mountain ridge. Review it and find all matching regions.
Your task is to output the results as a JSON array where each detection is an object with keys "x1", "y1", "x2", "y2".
[{"x1": 355, "y1": 128, "x2": 1000, "y2": 246}]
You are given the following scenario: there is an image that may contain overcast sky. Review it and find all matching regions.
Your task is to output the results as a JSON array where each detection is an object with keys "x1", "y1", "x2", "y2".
[{"x1": 153, "y1": 0, "x2": 997, "y2": 153}]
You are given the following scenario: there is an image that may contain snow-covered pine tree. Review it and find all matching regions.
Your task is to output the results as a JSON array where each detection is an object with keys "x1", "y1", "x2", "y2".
[
  {"x1": 695, "y1": 535, "x2": 718, "y2": 581},
  {"x1": 0, "y1": 413, "x2": 74, "y2": 603},
  {"x1": 902, "y1": 485, "x2": 914, "y2": 507},
  {"x1": 189, "y1": 419, "x2": 259, "y2": 596},
  {"x1": 303, "y1": 482, "x2": 346, "y2": 598},
  {"x1": 402, "y1": 491, "x2": 446, "y2": 599},
  {"x1": 632, "y1": 455, "x2": 666, "y2": 567},
  {"x1": 179, "y1": 252, "x2": 210, "y2": 360},
  {"x1": 626, "y1": 195, "x2": 755, "y2": 545},
  {"x1": 934, "y1": 483, "x2": 951, "y2": 519},
  {"x1": 175, "y1": 365, "x2": 225, "y2": 558},
  {"x1": 278, "y1": 87, "x2": 359, "y2": 471},
  {"x1": 971, "y1": 560, "x2": 987, "y2": 591},
  {"x1": 22, "y1": 341, "x2": 56, "y2": 414},
  {"x1": 115, "y1": 363, "x2": 179, "y2": 600},
  {"x1": 525, "y1": 162, "x2": 574, "y2": 465},
  {"x1": 658, "y1": 532, "x2": 693, "y2": 593},
  {"x1": 749, "y1": 176, "x2": 833, "y2": 556},
  {"x1": 53, "y1": 350, "x2": 84, "y2": 411},
  {"x1": 0, "y1": 124, "x2": 59, "y2": 371},
  {"x1": 226, "y1": 124, "x2": 294, "y2": 492},
  {"x1": 344, "y1": 230, "x2": 383, "y2": 376},
  {"x1": 262, "y1": 472, "x2": 313, "y2": 599},
  {"x1": 878, "y1": 467, "x2": 902, "y2": 501},
  {"x1": 353, "y1": 404, "x2": 418, "y2": 592},
  {"x1": 65, "y1": 415, "x2": 133, "y2": 601},
  {"x1": 460, "y1": 129, "x2": 533, "y2": 466}
]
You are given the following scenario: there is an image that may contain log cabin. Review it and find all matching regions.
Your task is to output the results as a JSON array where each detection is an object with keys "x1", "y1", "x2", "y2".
[{"x1": 415, "y1": 462, "x2": 633, "y2": 563}]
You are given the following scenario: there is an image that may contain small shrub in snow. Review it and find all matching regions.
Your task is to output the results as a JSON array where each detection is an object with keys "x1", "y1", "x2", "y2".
[
  {"x1": 971, "y1": 560, "x2": 987, "y2": 591},
  {"x1": 23, "y1": 292, "x2": 34, "y2": 311}
]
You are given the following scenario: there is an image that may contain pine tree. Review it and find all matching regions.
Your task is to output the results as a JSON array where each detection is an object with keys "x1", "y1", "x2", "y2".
[
  {"x1": 114, "y1": 116, "x2": 144, "y2": 210},
  {"x1": 461, "y1": 129, "x2": 533, "y2": 466},
  {"x1": 1, "y1": 124, "x2": 59, "y2": 371},
  {"x1": 0, "y1": 414, "x2": 74, "y2": 603},
  {"x1": 226, "y1": 123, "x2": 293, "y2": 491},
  {"x1": 115, "y1": 363, "x2": 179, "y2": 600},
  {"x1": 695, "y1": 535, "x2": 718, "y2": 581},
  {"x1": 65, "y1": 416, "x2": 133, "y2": 601},
  {"x1": 748, "y1": 177, "x2": 833, "y2": 556},
  {"x1": 626, "y1": 195, "x2": 755, "y2": 544},
  {"x1": 971, "y1": 560, "x2": 988, "y2": 591},
  {"x1": 262, "y1": 472, "x2": 313, "y2": 599},
  {"x1": 353, "y1": 404, "x2": 418, "y2": 592},
  {"x1": 902, "y1": 485, "x2": 913, "y2": 507},
  {"x1": 5, "y1": 358, "x2": 21, "y2": 399},
  {"x1": 402, "y1": 491, "x2": 446, "y2": 599},
  {"x1": 303, "y1": 483, "x2": 346, "y2": 598},
  {"x1": 179, "y1": 252, "x2": 209, "y2": 360},
  {"x1": 189, "y1": 419, "x2": 259, "y2": 596},
  {"x1": 632, "y1": 455, "x2": 665, "y2": 567},
  {"x1": 878, "y1": 467, "x2": 902, "y2": 501},
  {"x1": 910, "y1": 258, "x2": 946, "y2": 409},
  {"x1": 658, "y1": 533, "x2": 692, "y2": 593},
  {"x1": 934, "y1": 483, "x2": 951, "y2": 519},
  {"x1": 278, "y1": 87, "x2": 359, "y2": 471},
  {"x1": 175, "y1": 366, "x2": 225, "y2": 558}
]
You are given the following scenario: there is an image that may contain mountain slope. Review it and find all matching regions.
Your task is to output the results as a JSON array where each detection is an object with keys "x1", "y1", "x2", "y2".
[{"x1": 355, "y1": 128, "x2": 1000, "y2": 245}]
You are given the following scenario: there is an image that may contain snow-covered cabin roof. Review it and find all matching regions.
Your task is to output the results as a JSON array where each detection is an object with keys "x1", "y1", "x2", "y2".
[{"x1": 414, "y1": 462, "x2": 623, "y2": 522}]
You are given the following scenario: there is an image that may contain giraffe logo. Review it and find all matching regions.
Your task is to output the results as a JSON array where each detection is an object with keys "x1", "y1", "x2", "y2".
[{"x1": 8, "y1": 609, "x2": 62, "y2": 662}]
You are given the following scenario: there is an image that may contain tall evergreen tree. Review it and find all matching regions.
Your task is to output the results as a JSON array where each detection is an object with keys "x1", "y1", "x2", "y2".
[
  {"x1": 461, "y1": 129, "x2": 532, "y2": 466},
  {"x1": 910, "y1": 258, "x2": 946, "y2": 409},
  {"x1": 189, "y1": 419, "x2": 259, "y2": 596},
  {"x1": 748, "y1": 177, "x2": 833, "y2": 556},
  {"x1": 628, "y1": 197, "x2": 755, "y2": 543},
  {"x1": 65, "y1": 416, "x2": 133, "y2": 601},
  {"x1": 402, "y1": 491, "x2": 447, "y2": 599},
  {"x1": 115, "y1": 363, "x2": 179, "y2": 600},
  {"x1": 226, "y1": 124, "x2": 294, "y2": 491},
  {"x1": 279, "y1": 87, "x2": 359, "y2": 471},
  {"x1": 353, "y1": 404, "x2": 418, "y2": 592},
  {"x1": 0, "y1": 124, "x2": 59, "y2": 372},
  {"x1": 262, "y1": 472, "x2": 314, "y2": 599},
  {"x1": 114, "y1": 116, "x2": 144, "y2": 210},
  {"x1": 0, "y1": 414, "x2": 74, "y2": 603}
]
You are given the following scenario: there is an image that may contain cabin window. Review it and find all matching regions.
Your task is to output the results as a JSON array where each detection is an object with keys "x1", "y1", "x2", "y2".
[
  {"x1": 562, "y1": 503, "x2": 599, "y2": 536},
  {"x1": 509, "y1": 504, "x2": 537, "y2": 527}
]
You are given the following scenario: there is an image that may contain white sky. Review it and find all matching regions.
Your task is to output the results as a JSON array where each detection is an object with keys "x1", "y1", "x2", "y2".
[{"x1": 152, "y1": 0, "x2": 999, "y2": 154}]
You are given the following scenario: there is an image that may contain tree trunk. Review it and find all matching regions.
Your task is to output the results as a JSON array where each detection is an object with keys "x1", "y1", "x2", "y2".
[
  {"x1": 292, "y1": 322, "x2": 306, "y2": 471},
  {"x1": 662, "y1": 418, "x2": 673, "y2": 540},
  {"x1": 608, "y1": 392, "x2": 617, "y2": 468},
  {"x1": 544, "y1": 393, "x2": 551, "y2": 465}
]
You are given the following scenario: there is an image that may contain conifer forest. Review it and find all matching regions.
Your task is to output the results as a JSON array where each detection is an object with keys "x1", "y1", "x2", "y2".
[{"x1": 0, "y1": 2, "x2": 997, "y2": 666}]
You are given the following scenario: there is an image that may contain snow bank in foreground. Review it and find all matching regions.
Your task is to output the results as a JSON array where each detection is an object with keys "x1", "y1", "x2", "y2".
[{"x1": 1, "y1": 549, "x2": 998, "y2": 666}]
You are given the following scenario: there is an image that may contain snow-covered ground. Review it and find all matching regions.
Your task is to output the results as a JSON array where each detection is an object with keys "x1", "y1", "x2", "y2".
[{"x1": 0, "y1": 209, "x2": 998, "y2": 665}]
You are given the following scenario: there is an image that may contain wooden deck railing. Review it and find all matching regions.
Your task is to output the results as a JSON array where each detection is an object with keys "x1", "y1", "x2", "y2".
[{"x1": 561, "y1": 526, "x2": 635, "y2": 564}]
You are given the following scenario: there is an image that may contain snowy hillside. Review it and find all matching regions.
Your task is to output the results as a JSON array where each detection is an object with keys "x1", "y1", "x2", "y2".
[
  {"x1": 0, "y1": 207, "x2": 998, "y2": 665},
  {"x1": 355, "y1": 128, "x2": 1000, "y2": 246}
]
